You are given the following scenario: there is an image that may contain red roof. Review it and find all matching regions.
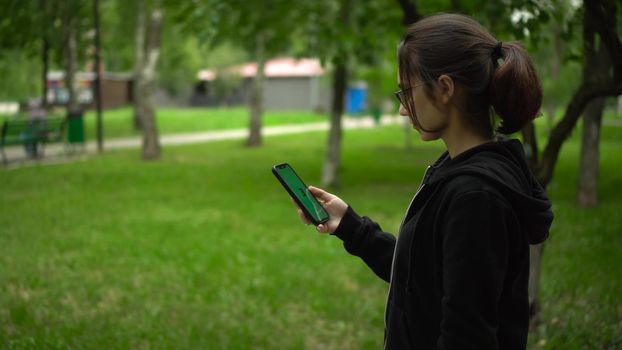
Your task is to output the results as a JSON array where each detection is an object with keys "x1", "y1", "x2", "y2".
[{"x1": 198, "y1": 57, "x2": 324, "y2": 81}]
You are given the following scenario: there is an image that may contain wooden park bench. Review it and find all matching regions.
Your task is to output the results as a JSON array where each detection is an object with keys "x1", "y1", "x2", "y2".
[{"x1": 0, "y1": 117, "x2": 67, "y2": 164}]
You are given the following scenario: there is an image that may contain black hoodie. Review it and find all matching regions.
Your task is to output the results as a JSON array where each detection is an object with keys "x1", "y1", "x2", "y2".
[{"x1": 333, "y1": 139, "x2": 553, "y2": 349}]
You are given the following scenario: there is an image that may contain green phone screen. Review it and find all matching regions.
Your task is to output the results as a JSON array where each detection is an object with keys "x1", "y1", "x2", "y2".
[{"x1": 275, "y1": 164, "x2": 329, "y2": 223}]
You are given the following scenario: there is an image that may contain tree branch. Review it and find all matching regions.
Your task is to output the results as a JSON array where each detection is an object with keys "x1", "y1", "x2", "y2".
[
  {"x1": 536, "y1": 80, "x2": 622, "y2": 186},
  {"x1": 535, "y1": 0, "x2": 622, "y2": 187},
  {"x1": 585, "y1": 0, "x2": 622, "y2": 81},
  {"x1": 394, "y1": 0, "x2": 421, "y2": 26}
]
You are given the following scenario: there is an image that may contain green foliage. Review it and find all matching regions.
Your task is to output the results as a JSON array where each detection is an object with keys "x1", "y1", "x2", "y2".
[
  {"x1": 195, "y1": 42, "x2": 249, "y2": 104},
  {"x1": 0, "y1": 0, "x2": 92, "y2": 101},
  {"x1": 0, "y1": 49, "x2": 41, "y2": 101},
  {"x1": 355, "y1": 55, "x2": 398, "y2": 113},
  {"x1": 1, "y1": 0, "x2": 592, "y2": 110},
  {"x1": 522, "y1": 0, "x2": 583, "y2": 110},
  {"x1": 157, "y1": 27, "x2": 204, "y2": 96},
  {"x1": 0, "y1": 0, "x2": 43, "y2": 51},
  {"x1": 100, "y1": 0, "x2": 220, "y2": 96},
  {"x1": 527, "y1": 119, "x2": 622, "y2": 349},
  {"x1": 1, "y1": 121, "x2": 620, "y2": 349},
  {"x1": 540, "y1": 60, "x2": 583, "y2": 110},
  {"x1": 168, "y1": 0, "x2": 304, "y2": 57},
  {"x1": 99, "y1": 0, "x2": 136, "y2": 72},
  {"x1": 198, "y1": 42, "x2": 248, "y2": 70},
  {"x1": 209, "y1": 71, "x2": 243, "y2": 104},
  {"x1": 293, "y1": 0, "x2": 403, "y2": 67}
]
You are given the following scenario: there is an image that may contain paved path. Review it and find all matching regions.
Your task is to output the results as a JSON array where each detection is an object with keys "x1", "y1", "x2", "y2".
[{"x1": 2, "y1": 115, "x2": 404, "y2": 166}]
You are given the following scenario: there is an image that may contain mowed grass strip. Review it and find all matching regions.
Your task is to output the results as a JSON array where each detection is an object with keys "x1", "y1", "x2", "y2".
[
  {"x1": 82, "y1": 107, "x2": 329, "y2": 141},
  {"x1": 1, "y1": 121, "x2": 620, "y2": 349},
  {"x1": 0, "y1": 107, "x2": 328, "y2": 142}
]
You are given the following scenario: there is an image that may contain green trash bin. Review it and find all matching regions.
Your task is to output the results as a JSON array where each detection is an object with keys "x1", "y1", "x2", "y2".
[
  {"x1": 67, "y1": 111, "x2": 85, "y2": 144},
  {"x1": 371, "y1": 106, "x2": 382, "y2": 125}
]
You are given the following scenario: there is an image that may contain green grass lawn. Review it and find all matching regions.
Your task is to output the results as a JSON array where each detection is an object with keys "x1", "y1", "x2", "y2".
[
  {"x1": 82, "y1": 107, "x2": 328, "y2": 141},
  {"x1": 0, "y1": 120, "x2": 620, "y2": 349},
  {"x1": 0, "y1": 106, "x2": 328, "y2": 142}
]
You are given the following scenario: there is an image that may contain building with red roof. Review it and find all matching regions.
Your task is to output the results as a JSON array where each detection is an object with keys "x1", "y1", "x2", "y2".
[{"x1": 193, "y1": 57, "x2": 332, "y2": 112}]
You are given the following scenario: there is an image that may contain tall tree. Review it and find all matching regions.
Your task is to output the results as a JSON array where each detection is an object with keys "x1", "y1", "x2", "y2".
[
  {"x1": 63, "y1": 10, "x2": 79, "y2": 116},
  {"x1": 40, "y1": 0, "x2": 51, "y2": 109},
  {"x1": 93, "y1": 0, "x2": 104, "y2": 152},
  {"x1": 514, "y1": 0, "x2": 621, "y2": 326},
  {"x1": 57, "y1": 0, "x2": 91, "y2": 118},
  {"x1": 321, "y1": 0, "x2": 351, "y2": 188},
  {"x1": 246, "y1": 32, "x2": 266, "y2": 146},
  {"x1": 298, "y1": 0, "x2": 402, "y2": 187},
  {"x1": 136, "y1": 7, "x2": 164, "y2": 160},
  {"x1": 395, "y1": 0, "x2": 420, "y2": 25},
  {"x1": 133, "y1": 0, "x2": 146, "y2": 131},
  {"x1": 0, "y1": 0, "x2": 67, "y2": 106},
  {"x1": 170, "y1": 0, "x2": 305, "y2": 147},
  {"x1": 394, "y1": 0, "x2": 421, "y2": 151},
  {"x1": 535, "y1": 0, "x2": 621, "y2": 187},
  {"x1": 577, "y1": 97, "x2": 606, "y2": 206},
  {"x1": 525, "y1": 0, "x2": 621, "y2": 326},
  {"x1": 577, "y1": 8, "x2": 613, "y2": 207}
]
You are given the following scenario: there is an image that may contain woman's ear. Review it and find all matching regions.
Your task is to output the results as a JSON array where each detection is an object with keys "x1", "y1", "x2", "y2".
[{"x1": 436, "y1": 75, "x2": 455, "y2": 105}]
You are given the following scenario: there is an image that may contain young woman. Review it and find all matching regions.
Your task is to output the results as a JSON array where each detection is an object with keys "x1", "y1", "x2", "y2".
[{"x1": 294, "y1": 14, "x2": 554, "y2": 349}]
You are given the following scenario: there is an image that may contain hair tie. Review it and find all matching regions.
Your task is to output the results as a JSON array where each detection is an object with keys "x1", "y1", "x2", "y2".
[{"x1": 492, "y1": 41, "x2": 503, "y2": 60}]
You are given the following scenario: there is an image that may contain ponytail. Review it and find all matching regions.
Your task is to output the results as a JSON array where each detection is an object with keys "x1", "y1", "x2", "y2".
[{"x1": 490, "y1": 42, "x2": 542, "y2": 134}]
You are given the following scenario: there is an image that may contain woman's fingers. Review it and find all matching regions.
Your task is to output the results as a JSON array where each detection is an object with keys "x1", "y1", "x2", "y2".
[
  {"x1": 298, "y1": 209, "x2": 311, "y2": 225},
  {"x1": 316, "y1": 224, "x2": 329, "y2": 233},
  {"x1": 308, "y1": 186, "x2": 333, "y2": 202},
  {"x1": 291, "y1": 197, "x2": 311, "y2": 224},
  {"x1": 292, "y1": 187, "x2": 342, "y2": 234}
]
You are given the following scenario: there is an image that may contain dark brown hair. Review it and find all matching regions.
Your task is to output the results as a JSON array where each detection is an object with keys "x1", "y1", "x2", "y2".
[{"x1": 398, "y1": 13, "x2": 542, "y2": 136}]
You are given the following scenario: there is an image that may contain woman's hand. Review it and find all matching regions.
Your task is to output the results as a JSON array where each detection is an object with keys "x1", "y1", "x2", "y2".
[{"x1": 293, "y1": 186, "x2": 348, "y2": 234}]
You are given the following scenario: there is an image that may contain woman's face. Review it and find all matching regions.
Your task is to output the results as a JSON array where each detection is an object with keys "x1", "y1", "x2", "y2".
[{"x1": 398, "y1": 77, "x2": 448, "y2": 141}]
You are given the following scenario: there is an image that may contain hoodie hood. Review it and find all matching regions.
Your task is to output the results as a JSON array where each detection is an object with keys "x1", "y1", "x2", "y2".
[{"x1": 429, "y1": 139, "x2": 553, "y2": 244}]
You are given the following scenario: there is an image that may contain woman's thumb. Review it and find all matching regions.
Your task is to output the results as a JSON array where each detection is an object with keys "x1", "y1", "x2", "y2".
[{"x1": 308, "y1": 186, "x2": 331, "y2": 201}]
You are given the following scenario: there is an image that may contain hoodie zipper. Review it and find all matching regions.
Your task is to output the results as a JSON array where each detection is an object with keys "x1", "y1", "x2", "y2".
[{"x1": 383, "y1": 165, "x2": 431, "y2": 350}]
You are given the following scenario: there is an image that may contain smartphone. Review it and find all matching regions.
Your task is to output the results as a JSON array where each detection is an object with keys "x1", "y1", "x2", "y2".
[{"x1": 272, "y1": 163, "x2": 330, "y2": 225}]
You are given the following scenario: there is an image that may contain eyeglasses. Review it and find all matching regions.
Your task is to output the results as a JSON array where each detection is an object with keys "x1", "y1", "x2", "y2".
[{"x1": 394, "y1": 83, "x2": 424, "y2": 106}]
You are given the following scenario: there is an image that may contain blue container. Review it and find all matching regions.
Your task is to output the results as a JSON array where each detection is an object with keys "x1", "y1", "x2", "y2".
[{"x1": 346, "y1": 86, "x2": 367, "y2": 114}]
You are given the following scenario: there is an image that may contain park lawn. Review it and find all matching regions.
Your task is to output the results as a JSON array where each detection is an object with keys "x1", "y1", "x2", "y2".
[
  {"x1": 0, "y1": 121, "x2": 621, "y2": 349},
  {"x1": 82, "y1": 107, "x2": 328, "y2": 140},
  {"x1": 528, "y1": 122, "x2": 622, "y2": 349}
]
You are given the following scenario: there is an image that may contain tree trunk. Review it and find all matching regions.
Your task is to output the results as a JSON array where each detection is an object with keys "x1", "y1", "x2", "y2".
[
  {"x1": 64, "y1": 20, "x2": 79, "y2": 115},
  {"x1": 536, "y1": 82, "x2": 621, "y2": 187},
  {"x1": 321, "y1": 0, "x2": 351, "y2": 188},
  {"x1": 395, "y1": 0, "x2": 419, "y2": 150},
  {"x1": 394, "y1": 0, "x2": 420, "y2": 25},
  {"x1": 321, "y1": 64, "x2": 347, "y2": 188},
  {"x1": 577, "y1": 20, "x2": 610, "y2": 207},
  {"x1": 140, "y1": 9, "x2": 163, "y2": 160},
  {"x1": 450, "y1": 0, "x2": 461, "y2": 11},
  {"x1": 93, "y1": 0, "x2": 104, "y2": 153},
  {"x1": 40, "y1": 0, "x2": 49, "y2": 109},
  {"x1": 528, "y1": 243, "x2": 545, "y2": 329},
  {"x1": 133, "y1": 0, "x2": 146, "y2": 131},
  {"x1": 42, "y1": 36, "x2": 49, "y2": 109},
  {"x1": 246, "y1": 32, "x2": 266, "y2": 147},
  {"x1": 535, "y1": 0, "x2": 621, "y2": 188},
  {"x1": 521, "y1": 121, "x2": 538, "y2": 171},
  {"x1": 577, "y1": 98, "x2": 605, "y2": 207},
  {"x1": 546, "y1": 26, "x2": 563, "y2": 130}
]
